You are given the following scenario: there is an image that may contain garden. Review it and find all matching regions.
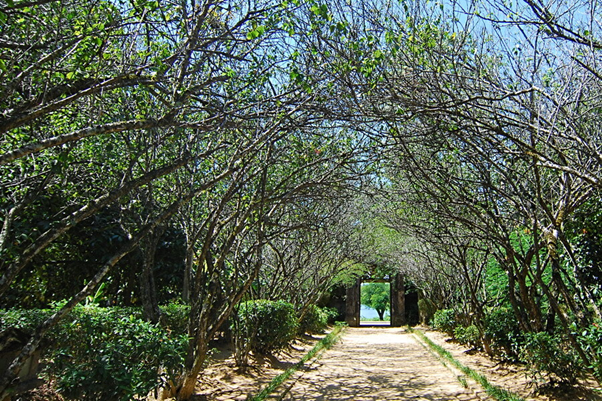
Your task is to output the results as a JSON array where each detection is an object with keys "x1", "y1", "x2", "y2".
[{"x1": 1, "y1": 0, "x2": 602, "y2": 399}]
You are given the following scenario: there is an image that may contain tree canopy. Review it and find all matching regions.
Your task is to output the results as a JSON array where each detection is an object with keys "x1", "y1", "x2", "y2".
[{"x1": 2, "y1": 0, "x2": 602, "y2": 398}]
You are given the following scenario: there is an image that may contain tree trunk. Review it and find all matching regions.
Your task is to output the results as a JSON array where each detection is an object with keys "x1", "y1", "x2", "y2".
[
  {"x1": 140, "y1": 227, "x2": 164, "y2": 323},
  {"x1": 182, "y1": 244, "x2": 194, "y2": 304},
  {"x1": 176, "y1": 332, "x2": 209, "y2": 400}
]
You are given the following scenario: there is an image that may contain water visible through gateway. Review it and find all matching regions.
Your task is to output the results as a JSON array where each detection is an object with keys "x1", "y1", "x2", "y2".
[
  {"x1": 359, "y1": 305, "x2": 390, "y2": 326},
  {"x1": 360, "y1": 282, "x2": 391, "y2": 326}
]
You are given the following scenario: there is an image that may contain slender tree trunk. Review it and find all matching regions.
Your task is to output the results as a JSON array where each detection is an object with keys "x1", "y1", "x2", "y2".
[
  {"x1": 503, "y1": 255, "x2": 532, "y2": 333},
  {"x1": 140, "y1": 227, "x2": 164, "y2": 323},
  {"x1": 182, "y1": 244, "x2": 194, "y2": 304}
]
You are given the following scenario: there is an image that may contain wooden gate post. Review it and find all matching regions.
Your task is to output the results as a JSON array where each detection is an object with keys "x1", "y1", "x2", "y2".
[
  {"x1": 345, "y1": 278, "x2": 361, "y2": 327},
  {"x1": 390, "y1": 273, "x2": 406, "y2": 327}
]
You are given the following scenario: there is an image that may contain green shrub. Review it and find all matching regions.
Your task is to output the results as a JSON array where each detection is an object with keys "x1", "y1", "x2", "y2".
[
  {"x1": 432, "y1": 309, "x2": 457, "y2": 335},
  {"x1": 160, "y1": 301, "x2": 191, "y2": 334},
  {"x1": 322, "y1": 307, "x2": 340, "y2": 324},
  {"x1": 1, "y1": 305, "x2": 188, "y2": 401},
  {"x1": 454, "y1": 325, "x2": 481, "y2": 348},
  {"x1": 484, "y1": 307, "x2": 520, "y2": 356},
  {"x1": 298, "y1": 305, "x2": 329, "y2": 334},
  {"x1": 518, "y1": 331, "x2": 580, "y2": 385},
  {"x1": 233, "y1": 300, "x2": 298, "y2": 354},
  {"x1": 577, "y1": 320, "x2": 602, "y2": 380},
  {"x1": 418, "y1": 298, "x2": 437, "y2": 324},
  {"x1": 0, "y1": 308, "x2": 52, "y2": 333}
]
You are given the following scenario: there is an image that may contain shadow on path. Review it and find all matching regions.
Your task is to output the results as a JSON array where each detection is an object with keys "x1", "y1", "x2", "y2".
[{"x1": 277, "y1": 327, "x2": 484, "y2": 401}]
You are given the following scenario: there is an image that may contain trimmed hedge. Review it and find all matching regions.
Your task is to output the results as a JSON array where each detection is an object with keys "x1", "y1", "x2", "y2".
[
  {"x1": 432, "y1": 308, "x2": 456, "y2": 335},
  {"x1": 484, "y1": 307, "x2": 520, "y2": 356},
  {"x1": 454, "y1": 324, "x2": 480, "y2": 348},
  {"x1": 233, "y1": 300, "x2": 298, "y2": 354},
  {"x1": 298, "y1": 305, "x2": 329, "y2": 334}
]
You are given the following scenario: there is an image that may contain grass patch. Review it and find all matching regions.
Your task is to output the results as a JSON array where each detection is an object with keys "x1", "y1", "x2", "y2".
[
  {"x1": 360, "y1": 315, "x2": 390, "y2": 321},
  {"x1": 248, "y1": 323, "x2": 346, "y2": 401},
  {"x1": 412, "y1": 329, "x2": 524, "y2": 401}
]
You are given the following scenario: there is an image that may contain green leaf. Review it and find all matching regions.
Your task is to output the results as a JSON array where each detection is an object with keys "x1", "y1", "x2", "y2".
[{"x1": 246, "y1": 25, "x2": 265, "y2": 40}]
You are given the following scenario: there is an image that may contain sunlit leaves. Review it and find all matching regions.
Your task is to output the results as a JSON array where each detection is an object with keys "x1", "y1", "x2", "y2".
[
  {"x1": 246, "y1": 23, "x2": 266, "y2": 40},
  {"x1": 310, "y1": 3, "x2": 331, "y2": 21}
]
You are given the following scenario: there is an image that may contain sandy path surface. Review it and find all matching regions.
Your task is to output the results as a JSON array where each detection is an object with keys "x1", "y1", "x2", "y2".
[{"x1": 273, "y1": 327, "x2": 488, "y2": 401}]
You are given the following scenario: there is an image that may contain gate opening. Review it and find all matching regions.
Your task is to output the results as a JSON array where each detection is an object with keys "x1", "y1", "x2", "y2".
[
  {"x1": 360, "y1": 281, "x2": 391, "y2": 326},
  {"x1": 345, "y1": 273, "x2": 408, "y2": 327}
]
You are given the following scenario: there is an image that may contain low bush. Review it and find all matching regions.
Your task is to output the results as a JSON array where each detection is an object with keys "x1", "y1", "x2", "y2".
[
  {"x1": 233, "y1": 300, "x2": 298, "y2": 354},
  {"x1": 0, "y1": 308, "x2": 53, "y2": 334},
  {"x1": 160, "y1": 301, "x2": 191, "y2": 334},
  {"x1": 53, "y1": 308, "x2": 187, "y2": 401},
  {"x1": 484, "y1": 307, "x2": 520, "y2": 357},
  {"x1": 298, "y1": 304, "x2": 329, "y2": 334},
  {"x1": 517, "y1": 331, "x2": 580, "y2": 385},
  {"x1": 432, "y1": 309, "x2": 457, "y2": 335},
  {"x1": 322, "y1": 307, "x2": 340, "y2": 324},
  {"x1": 0, "y1": 303, "x2": 189, "y2": 401},
  {"x1": 454, "y1": 325, "x2": 481, "y2": 349},
  {"x1": 577, "y1": 320, "x2": 602, "y2": 380}
]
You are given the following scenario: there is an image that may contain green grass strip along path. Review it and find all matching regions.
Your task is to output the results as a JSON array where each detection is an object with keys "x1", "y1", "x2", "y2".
[
  {"x1": 249, "y1": 323, "x2": 346, "y2": 401},
  {"x1": 412, "y1": 329, "x2": 525, "y2": 401}
]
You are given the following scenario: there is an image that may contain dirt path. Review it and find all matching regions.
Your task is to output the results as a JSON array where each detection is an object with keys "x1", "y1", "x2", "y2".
[
  {"x1": 272, "y1": 327, "x2": 488, "y2": 400},
  {"x1": 193, "y1": 326, "x2": 600, "y2": 401}
]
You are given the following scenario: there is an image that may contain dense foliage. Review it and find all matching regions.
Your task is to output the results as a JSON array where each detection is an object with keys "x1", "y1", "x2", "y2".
[
  {"x1": 431, "y1": 309, "x2": 457, "y2": 337},
  {"x1": 233, "y1": 300, "x2": 299, "y2": 354},
  {"x1": 431, "y1": 307, "x2": 602, "y2": 385},
  {"x1": 298, "y1": 305, "x2": 336, "y2": 335},
  {"x1": 0, "y1": 304, "x2": 188, "y2": 401}
]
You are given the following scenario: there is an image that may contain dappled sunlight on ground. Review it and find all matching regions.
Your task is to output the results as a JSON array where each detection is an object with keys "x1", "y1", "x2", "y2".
[
  {"x1": 422, "y1": 329, "x2": 602, "y2": 401},
  {"x1": 191, "y1": 327, "x2": 601, "y2": 401},
  {"x1": 274, "y1": 327, "x2": 484, "y2": 400}
]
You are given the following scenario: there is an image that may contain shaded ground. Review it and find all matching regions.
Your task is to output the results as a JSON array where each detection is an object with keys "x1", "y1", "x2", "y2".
[
  {"x1": 272, "y1": 327, "x2": 484, "y2": 400},
  {"x1": 422, "y1": 329, "x2": 602, "y2": 401},
  {"x1": 193, "y1": 334, "x2": 324, "y2": 401},
  {"x1": 190, "y1": 327, "x2": 602, "y2": 401}
]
